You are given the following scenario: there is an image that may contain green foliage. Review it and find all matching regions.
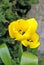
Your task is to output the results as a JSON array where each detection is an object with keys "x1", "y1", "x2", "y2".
[
  {"x1": 0, "y1": 37, "x2": 15, "y2": 44},
  {"x1": 8, "y1": 41, "x2": 23, "y2": 65},
  {"x1": 20, "y1": 52, "x2": 38, "y2": 65},
  {"x1": 0, "y1": 22, "x2": 7, "y2": 37},
  {"x1": 0, "y1": 0, "x2": 38, "y2": 65},
  {"x1": 41, "y1": 56, "x2": 44, "y2": 65},
  {"x1": 27, "y1": 47, "x2": 38, "y2": 55},
  {"x1": 17, "y1": 0, "x2": 38, "y2": 6},
  {"x1": 0, "y1": 43, "x2": 12, "y2": 65}
]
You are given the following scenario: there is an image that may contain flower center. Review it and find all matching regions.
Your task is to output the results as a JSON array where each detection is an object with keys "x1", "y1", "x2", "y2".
[
  {"x1": 27, "y1": 39, "x2": 33, "y2": 42},
  {"x1": 19, "y1": 30, "x2": 25, "y2": 35}
]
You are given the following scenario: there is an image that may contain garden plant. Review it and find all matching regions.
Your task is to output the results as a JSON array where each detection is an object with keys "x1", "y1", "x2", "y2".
[{"x1": 0, "y1": 0, "x2": 42, "y2": 65}]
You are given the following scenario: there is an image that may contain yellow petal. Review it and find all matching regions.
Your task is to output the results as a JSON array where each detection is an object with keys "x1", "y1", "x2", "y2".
[
  {"x1": 8, "y1": 21, "x2": 22, "y2": 40},
  {"x1": 31, "y1": 33, "x2": 39, "y2": 42},
  {"x1": 11, "y1": 21, "x2": 19, "y2": 31},
  {"x1": 21, "y1": 40, "x2": 30, "y2": 47},
  {"x1": 23, "y1": 31, "x2": 31, "y2": 40},
  {"x1": 23, "y1": 18, "x2": 38, "y2": 39},
  {"x1": 27, "y1": 18, "x2": 38, "y2": 33},
  {"x1": 29, "y1": 42, "x2": 40, "y2": 48},
  {"x1": 8, "y1": 22, "x2": 16, "y2": 38},
  {"x1": 17, "y1": 19, "x2": 30, "y2": 32},
  {"x1": 13, "y1": 31, "x2": 23, "y2": 40}
]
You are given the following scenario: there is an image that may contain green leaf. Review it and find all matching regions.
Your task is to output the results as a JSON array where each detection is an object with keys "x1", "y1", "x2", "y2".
[
  {"x1": 17, "y1": 0, "x2": 38, "y2": 6},
  {"x1": 2, "y1": 0, "x2": 11, "y2": 8},
  {"x1": 17, "y1": 0, "x2": 25, "y2": 6},
  {"x1": 26, "y1": 0, "x2": 38, "y2": 5},
  {"x1": 18, "y1": 42, "x2": 23, "y2": 61},
  {"x1": 0, "y1": 22, "x2": 7, "y2": 37},
  {"x1": 0, "y1": 43, "x2": 12, "y2": 65},
  {"x1": 0, "y1": 12, "x2": 5, "y2": 22},
  {"x1": 5, "y1": 8, "x2": 19, "y2": 21},
  {"x1": 20, "y1": 52, "x2": 38, "y2": 65},
  {"x1": 2, "y1": 37, "x2": 15, "y2": 44},
  {"x1": 9, "y1": 41, "x2": 23, "y2": 65},
  {"x1": 41, "y1": 56, "x2": 44, "y2": 65},
  {"x1": 27, "y1": 47, "x2": 38, "y2": 55}
]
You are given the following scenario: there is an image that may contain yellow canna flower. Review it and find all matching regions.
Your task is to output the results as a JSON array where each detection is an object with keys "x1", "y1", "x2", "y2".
[
  {"x1": 8, "y1": 18, "x2": 38, "y2": 40},
  {"x1": 8, "y1": 18, "x2": 40, "y2": 48},
  {"x1": 8, "y1": 19, "x2": 30, "y2": 40},
  {"x1": 23, "y1": 18, "x2": 38, "y2": 39},
  {"x1": 21, "y1": 33, "x2": 40, "y2": 48}
]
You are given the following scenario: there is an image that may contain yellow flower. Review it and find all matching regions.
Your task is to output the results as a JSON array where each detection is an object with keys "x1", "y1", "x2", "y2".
[
  {"x1": 20, "y1": 18, "x2": 38, "y2": 40},
  {"x1": 8, "y1": 18, "x2": 38, "y2": 40},
  {"x1": 8, "y1": 18, "x2": 40, "y2": 48},
  {"x1": 21, "y1": 33, "x2": 40, "y2": 48},
  {"x1": 8, "y1": 19, "x2": 30, "y2": 40}
]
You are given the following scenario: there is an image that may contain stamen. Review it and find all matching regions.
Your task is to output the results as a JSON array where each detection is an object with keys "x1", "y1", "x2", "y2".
[
  {"x1": 29, "y1": 40, "x2": 33, "y2": 42},
  {"x1": 19, "y1": 30, "x2": 25, "y2": 35},
  {"x1": 22, "y1": 32, "x2": 25, "y2": 35},
  {"x1": 27, "y1": 39, "x2": 33, "y2": 42},
  {"x1": 27, "y1": 39, "x2": 29, "y2": 41}
]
